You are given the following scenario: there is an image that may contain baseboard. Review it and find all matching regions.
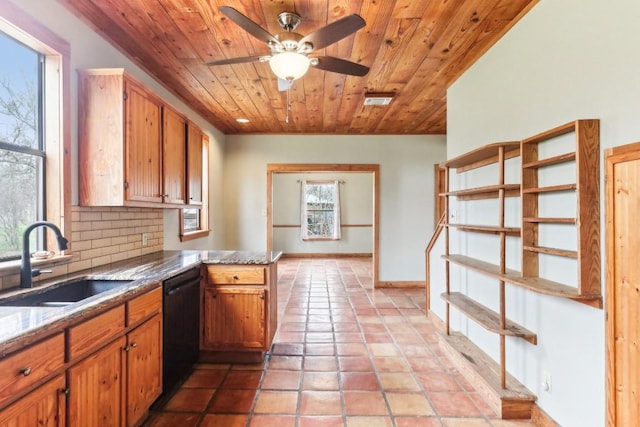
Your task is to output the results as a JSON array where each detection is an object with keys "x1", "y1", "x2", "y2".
[
  {"x1": 531, "y1": 404, "x2": 561, "y2": 427},
  {"x1": 376, "y1": 281, "x2": 424, "y2": 288},
  {"x1": 280, "y1": 253, "x2": 372, "y2": 258}
]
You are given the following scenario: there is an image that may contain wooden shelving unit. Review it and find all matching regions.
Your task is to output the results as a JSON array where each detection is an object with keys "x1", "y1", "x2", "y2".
[
  {"x1": 521, "y1": 119, "x2": 601, "y2": 302},
  {"x1": 441, "y1": 141, "x2": 527, "y2": 392},
  {"x1": 437, "y1": 119, "x2": 602, "y2": 420}
]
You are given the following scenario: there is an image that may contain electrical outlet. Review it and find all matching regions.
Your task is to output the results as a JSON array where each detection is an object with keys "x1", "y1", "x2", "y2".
[
  {"x1": 542, "y1": 371, "x2": 552, "y2": 393},
  {"x1": 142, "y1": 233, "x2": 148, "y2": 247}
]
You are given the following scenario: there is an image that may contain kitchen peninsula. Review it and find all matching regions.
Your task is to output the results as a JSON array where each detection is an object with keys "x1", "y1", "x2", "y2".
[{"x1": 0, "y1": 250, "x2": 281, "y2": 427}]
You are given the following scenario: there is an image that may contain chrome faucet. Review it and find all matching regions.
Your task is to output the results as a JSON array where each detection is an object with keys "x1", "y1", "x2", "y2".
[{"x1": 20, "y1": 221, "x2": 69, "y2": 288}]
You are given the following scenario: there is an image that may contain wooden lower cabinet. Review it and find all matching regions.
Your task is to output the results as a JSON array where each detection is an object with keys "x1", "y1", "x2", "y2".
[
  {"x1": 125, "y1": 314, "x2": 162, "y2": 426},
  {"x1": 68, "y1": 337, "x2": 126, "y2": 427},
  {"x1": 0, "y1": 375, "x2": 66, "y2": 427},
  {"x1": 202, "y1": 287, "x2": 266, "y2": 350},
  {"x1": 67, "y1": 288, "x2": 163, "y2": 427},
  {"x1": 201, "y1": 263, "x2": 278, "y2": 363}
]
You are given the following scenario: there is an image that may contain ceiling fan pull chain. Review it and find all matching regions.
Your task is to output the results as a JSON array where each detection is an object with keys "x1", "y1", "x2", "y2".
[{"x1": 286, "y1": 87, "x2": 291, "y2": 124}]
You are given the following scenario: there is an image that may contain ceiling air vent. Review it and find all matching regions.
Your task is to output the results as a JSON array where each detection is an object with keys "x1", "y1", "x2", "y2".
[{"x1": 363, "y1": 92, "x2": 394, "y2": 106}]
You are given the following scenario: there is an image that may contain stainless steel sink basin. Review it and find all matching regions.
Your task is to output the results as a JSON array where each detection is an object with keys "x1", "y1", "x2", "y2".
[{"x1": 0, "y1": 279, "x2": 133, "y2": 307}]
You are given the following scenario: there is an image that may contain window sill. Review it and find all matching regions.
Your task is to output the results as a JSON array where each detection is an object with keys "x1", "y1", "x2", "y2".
[
  {"x1": 0, "y1": 254, "x2": 73, "y2": 278},
  {"x1": 180, "y1": 229, "x2": 210, "y2": 242}
]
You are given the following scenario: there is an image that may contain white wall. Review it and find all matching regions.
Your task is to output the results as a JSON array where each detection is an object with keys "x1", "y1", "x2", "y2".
[
  {"x1": 10, "y1": 0, "x2": 227, "y2": 250},
  {"x1": 224, "y1": 134, "x2": 446, "y2": 281},
  {"x1": 443, "y1": 0, "x2": 640, "y2": 425},
  {"x1": 272, "y1": 172, "x2": 373, "y2": 254}
]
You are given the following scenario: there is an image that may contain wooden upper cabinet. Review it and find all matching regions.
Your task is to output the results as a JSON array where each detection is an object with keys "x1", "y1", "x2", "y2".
[
  {"x1": 162, "y1": 106, "x2": 187, "y2": 205},
  {"x1": 78, "y1": 68, "x2": 188, "y2": 208},
  {"x1": 186, "y1": 121, "x2": 203, "y2": 205},
  {"x1": 123, "y1": 80, "x2": 163, "y2": 204}
]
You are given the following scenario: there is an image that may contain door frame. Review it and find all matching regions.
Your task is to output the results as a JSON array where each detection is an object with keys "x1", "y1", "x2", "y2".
[
  {"x1": 605, "y1": 141, "x2": 640, "y2": 426},
  {"x1": 267, "y1": 163, "x2": 380, "y2": 287}
]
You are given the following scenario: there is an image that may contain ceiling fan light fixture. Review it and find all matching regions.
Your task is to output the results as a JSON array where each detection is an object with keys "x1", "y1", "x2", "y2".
[{"x1": 269, "y1": 52, "x2": 310, "y2": 81}]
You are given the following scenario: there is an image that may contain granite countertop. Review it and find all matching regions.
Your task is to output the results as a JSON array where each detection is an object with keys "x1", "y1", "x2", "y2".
[{"x1": 0, "y1": 250, "x2": 282, "y2": 355}]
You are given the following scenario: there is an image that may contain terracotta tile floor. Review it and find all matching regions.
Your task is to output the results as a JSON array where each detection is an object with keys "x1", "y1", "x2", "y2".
[{"x1": 146, "y1": 258, "x2": 536, "y2": 427}]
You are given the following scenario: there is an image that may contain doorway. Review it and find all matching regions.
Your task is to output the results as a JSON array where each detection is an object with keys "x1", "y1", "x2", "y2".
[
  {"x1": 606, "y1": 142, "x2": 640, "y2": 426},
  {"x1": 266, "y1": 164, "x2": 380, "y2": 286}
]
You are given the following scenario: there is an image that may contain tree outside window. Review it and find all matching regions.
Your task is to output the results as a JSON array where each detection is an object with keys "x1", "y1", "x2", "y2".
[
  {"x1": 0, "y1": 32, "x2": 44, "y2": 261},
  {"x1": 301, "y1": 180, "x2": 341, "y2": 240}
]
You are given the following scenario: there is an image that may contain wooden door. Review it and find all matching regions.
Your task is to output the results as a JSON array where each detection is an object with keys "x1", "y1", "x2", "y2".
[
  {"x1": 67, "y1": 337, "x2": 125, "y2": 427},
  {"x1": 162, "y1": 106, "x2": 186, "y2": 205},
  {"x1": 186, "y1": 121, "x2": 203, "y2": 205},
  {"x1": 124, "y1": 80, "x2": 163, "y2": 204},
  {"x1": 0, "y1": 375, "x2": 65, "y2": 427},
  {"x1": 201, "y1": 287, "x2": 266, "y2": 350},
  {"x1": 126, "y1": 315, "x2": 162, "y2": 427},
  {"x1": 606, "y1": 142, "x2": 640, "y2": 426}
]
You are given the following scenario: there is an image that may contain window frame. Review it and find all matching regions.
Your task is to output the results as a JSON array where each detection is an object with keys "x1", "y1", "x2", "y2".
[
  {"x1": 301, "y1": 180, "x2": 341, "y2": 241},
  {"x1": 0, "y1": 2, "x2": 71, "y2": 268}
]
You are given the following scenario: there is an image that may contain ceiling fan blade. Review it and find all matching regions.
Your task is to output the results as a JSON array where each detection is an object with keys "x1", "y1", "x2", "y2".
[
  {"x1": 277, "y1": 78, "x2": 293, "y2": 92},
  {"x1": 219, "y1": 6, "x2": 282, "y2": 48},
  {"x1": 312, "y1": 56, "x2": 369, "y2": 77},
  {"x1": 299, "y1": 14, "x2": 366, "y2": 50},
  {"x1": 205, "y1": 55, "x2": 267, "y2": 66}
]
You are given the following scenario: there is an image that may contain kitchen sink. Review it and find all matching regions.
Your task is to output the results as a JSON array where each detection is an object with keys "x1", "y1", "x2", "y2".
[{"x1": 0, "y1": 279, "x2": 133, "y2": 307}]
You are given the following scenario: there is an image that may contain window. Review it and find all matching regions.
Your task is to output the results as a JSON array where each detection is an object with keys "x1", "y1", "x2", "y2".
[
  {"x1": 179, "y1": 133, "x2": 210, "y2": 241},
  {"x1": 0, "y1": 4, "x2": 70, "y2": 267},
  {"x1": 301, "y1": 180, "x2": 341, "y2": 240},
  {"x1": 0, "y1": 32, "x2": 44, "y2": 261}
]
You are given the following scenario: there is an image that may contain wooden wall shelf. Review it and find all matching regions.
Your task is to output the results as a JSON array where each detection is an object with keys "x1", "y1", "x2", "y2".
[
  {"x1": 445, "y1": 142, "x2": 521, "y2": 172},
  {"x1": 445, "y1": 224, "x2": 520, "y2": 236},
  {"x1": 443, "y1": 254, "x2": 602, "y2": 308},
  {"x1": 442, "y1": 184, "x2": 521, "y2": 200},
  {"x1": 441, "y1": 292, "x2": 537, "y2": 344},
  {"x1": 438, "y1": 122, "x2": 602, "y2": 409}
]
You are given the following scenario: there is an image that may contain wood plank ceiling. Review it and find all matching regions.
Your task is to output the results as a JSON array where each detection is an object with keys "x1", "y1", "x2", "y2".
[{"x1": 57, "y1": 0, "x2": 538, "y2": 135}]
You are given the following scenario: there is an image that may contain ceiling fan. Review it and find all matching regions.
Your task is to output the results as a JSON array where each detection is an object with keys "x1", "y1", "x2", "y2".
[{"x1": 206, "y1": 6, "x2": 370, "y2": 90}]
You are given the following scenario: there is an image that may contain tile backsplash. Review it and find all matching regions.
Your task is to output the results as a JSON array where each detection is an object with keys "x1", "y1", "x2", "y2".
[{"x1": 0, "y1": 206, "x2": 164, "y2": 289}]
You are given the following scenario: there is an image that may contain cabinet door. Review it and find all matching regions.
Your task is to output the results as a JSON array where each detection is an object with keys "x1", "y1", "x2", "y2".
[
  {"x1": 0, "y1": 375, "x2": 65, "y2": 427},
  {"x1": 202, "y1": 287, "x2": 266, "y2": 350},
  {"x1": 162, "y1": 106, "x2": 186, "y2": 205},
  {"x1": 67, "y1": 337, "x2": 125, "y2": 427},
  {"x1": 124, "y1": 80, "x2": 163, "y2": 204},
  {"x1": 186, "y1": 121, "x2": 203, "y2": 205},
  {"x1": 126, "y1": 314, "x2": 162, "y2": 427}
]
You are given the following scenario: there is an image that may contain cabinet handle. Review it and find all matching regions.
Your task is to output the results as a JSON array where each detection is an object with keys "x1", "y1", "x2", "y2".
[
  {"x1": 259, "y1": 293, "x2": 265, "y2": 300},
  {"x1": 124, "y1": 342, "x2": 138, "y2": 352},
  {"x1": 20, "y1": 367, "x2": 32, "y2": 377},
  {"x1": 62, "y1": 388, "x2": 70, "y2": 395},
  {"x1": 232, "y1": 275, "x2": 239, "y2": 280}
]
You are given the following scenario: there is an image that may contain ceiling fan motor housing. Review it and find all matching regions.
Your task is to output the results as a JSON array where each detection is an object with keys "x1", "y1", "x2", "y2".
[{"x1": 277, "y1": 12, "x2": 301, "y2": 31}]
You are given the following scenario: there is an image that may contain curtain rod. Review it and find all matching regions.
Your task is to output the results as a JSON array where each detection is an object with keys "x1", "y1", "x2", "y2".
[{"x1": 297, "y1": 180, "x2": 345, "y2": 184}]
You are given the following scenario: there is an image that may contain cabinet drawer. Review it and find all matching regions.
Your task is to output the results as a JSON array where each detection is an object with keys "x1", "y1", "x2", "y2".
[
  {"x1": 206, "y1": 265, "x2": 265, "y2": 285},
  {"x1": 68, "y1": 305, "x2": 125, "y2": 361},
  {"x1": 127, "y1": 286, "x2": 162, "y2": 326},
  {"x1": 0, "y1": 333, "x2": 64, "y2": 405}
]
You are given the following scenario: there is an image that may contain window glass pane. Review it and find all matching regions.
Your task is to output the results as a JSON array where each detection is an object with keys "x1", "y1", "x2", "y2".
[
  {"x1": 304, "y1": 182, "x2": 335, "y2": 238},
  {"x1": 0, "y1": 31, "x2": 44, "y2": 260},
  {"x1": 0, "y1": 33, "x2": 41, "y2": 150},
  {"x1": 183, "y1": 208, "x2": 200, "y2": 232}
]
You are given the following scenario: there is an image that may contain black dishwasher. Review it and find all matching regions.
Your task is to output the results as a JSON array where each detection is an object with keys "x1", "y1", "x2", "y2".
[{"x1": 161, "y1": 267, "x2": 201, "y2": 398}]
